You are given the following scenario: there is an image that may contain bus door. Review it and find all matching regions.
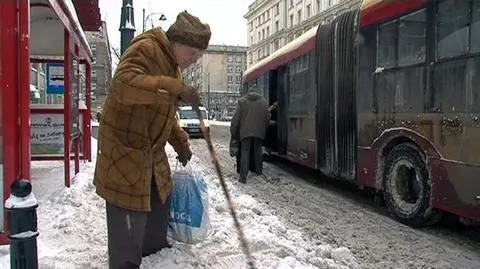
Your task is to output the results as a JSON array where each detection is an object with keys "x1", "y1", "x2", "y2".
[
  {"x1": 277, "y1": 65, "x2": 288, "y2": 155},
  {"x1": 265, "y1": 70, "x2": 279, "y2": 151}
]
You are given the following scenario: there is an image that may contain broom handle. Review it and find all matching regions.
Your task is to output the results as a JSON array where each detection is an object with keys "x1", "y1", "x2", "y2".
[{"x1": 192, "y1": 104, "x2": 256, "y2": 269}]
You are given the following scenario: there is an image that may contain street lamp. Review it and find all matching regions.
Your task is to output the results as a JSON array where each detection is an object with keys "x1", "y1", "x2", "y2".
[{"x1": 142, "y1": 9, "x2": 166, "y2": 32}]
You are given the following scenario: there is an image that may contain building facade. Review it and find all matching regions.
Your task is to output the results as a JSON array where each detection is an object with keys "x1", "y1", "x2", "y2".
[
  {"x1": 183, "y1": 45, "x2": 248, "y2": 120},
  {"x1": 86, "y1": 20, "x2": 113, "y2": 114},
  {"x1": 244, "y1": 0, "x2": 361, "y2": 67}
]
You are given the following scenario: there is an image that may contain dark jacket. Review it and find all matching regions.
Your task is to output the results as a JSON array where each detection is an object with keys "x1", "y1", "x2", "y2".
[{"x1": 230, "y1": 91, "x2": 270, "y2": 141}]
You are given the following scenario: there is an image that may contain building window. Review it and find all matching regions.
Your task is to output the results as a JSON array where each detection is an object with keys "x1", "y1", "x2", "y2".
[
  {"x1": 290, "y1": 0, "x2": 293, "y2": 7},
  {"x1": 275, "y1": 21, "x2": 279, "y2": 32},
  {"x1": 328, "y1": 0, "x2": 333, "y2": 7},
  {"x1": 236, "y1": 55, "x2": 242, "y2": 62},
  {"x1": 228, "y1": 55, "x2": 234, "y2": 62},
  {"x1": 257, "y1": 50, "x2": 261, "y2": 59},
  {"x1": 258, "y1": 17, "x2": 261, "y2": 25},
  {"x1": 275, "y1": 39, "x2": 280, "y2": 50},
  {"x1": 236, "y1": 66, "x2": 242, "y2": 73},
  {"x1": 236, "y1": 75, "x2": 242, "y2": 83},
  {"x1": 316, "y1": 0, "x2": 320, "y2": 12},
  {"x1": 92, "y1": 70, "x2": 97, "y2": 77},
  {"x1": 298, "y1": 10, "x2": 302, "y2": 23},
  {"x1": 290, "y1": 14, "x2": 294, "y2": 27},
  {"x1": 258, "y1": 32, "x2": 261, "y2": 40},
  {"x1": 90, "y1": 44, "x2": 96, "y2": 51},
  {"x1": 267, "y1": 10, "x2": 270, "y2": 19},
  {"x1": 228, "y1": 85, "x2": 234, "y2": 92},
  {"x1": 266, "y1": 26, "x2": 270, "y2": 37},
  {"x1": 228, "y1": 75, "x2": 233, "y2": 83},
  {"x1": 275, "y1": 4, "x2": 280, "y2": 15},
  {"x1": 307, "y1": 4, "x2": 311, "y2": 18},
  {"x1": 262, "y1": 29, "x2": 265, "y2": 39},
  {"x1": 228, "y1": 65, "x2": 233, "y2": 73}
]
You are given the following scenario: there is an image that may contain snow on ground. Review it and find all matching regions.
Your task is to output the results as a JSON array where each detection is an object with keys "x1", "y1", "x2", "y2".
[{"x1": 0, "y1": 137, "x2": 359, "y2": 269}]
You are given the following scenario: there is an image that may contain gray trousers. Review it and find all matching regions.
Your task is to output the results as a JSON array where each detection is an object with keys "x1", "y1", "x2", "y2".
[
  {"x1": 240, "y1": 137, "x2": 263, "y2": 180},
  {"x1": 106, "y1": 182, "x2": 171, "y2": 269}
]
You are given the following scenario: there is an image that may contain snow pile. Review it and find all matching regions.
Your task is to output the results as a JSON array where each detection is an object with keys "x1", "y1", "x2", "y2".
[{"x1": 0, "y1": 138, "x2": 361, "y2": 269}]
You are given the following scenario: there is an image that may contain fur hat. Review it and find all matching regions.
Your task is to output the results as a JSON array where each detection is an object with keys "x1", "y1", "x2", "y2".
[{"x1": 166, "y1": 10, "x2": 211, "y2": 50}]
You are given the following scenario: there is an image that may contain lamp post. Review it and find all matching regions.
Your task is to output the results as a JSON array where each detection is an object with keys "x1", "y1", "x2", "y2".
[{"x1": 142, "y1": 9, "x2": 166, "y2": 32}]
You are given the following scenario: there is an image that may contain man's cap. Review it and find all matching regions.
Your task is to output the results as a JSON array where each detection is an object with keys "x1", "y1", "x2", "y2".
[{"x1": 166, "y1": 10, "x2": 211, "y2": 50}]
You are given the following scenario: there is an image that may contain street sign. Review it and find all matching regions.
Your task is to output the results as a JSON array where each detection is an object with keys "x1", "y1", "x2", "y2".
[{"x1": 46, "y1": 63, "x2": 65, "y2": 94}]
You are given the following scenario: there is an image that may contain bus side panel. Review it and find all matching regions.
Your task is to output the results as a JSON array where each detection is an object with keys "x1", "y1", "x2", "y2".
[
  {"x1": 431, "y1": 159, "x2": 480, "y2": 222},
  {"x1": 285, "y1": 52, "x2": 317, "y2": 169},
  {"x1": 356, "y1": 25, "x2": 378, "y2": 188}
]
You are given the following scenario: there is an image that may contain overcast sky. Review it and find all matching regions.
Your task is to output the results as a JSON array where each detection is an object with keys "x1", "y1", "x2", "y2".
[{"x1": 99, "y1": 0, "x2": 250, "y2": 57}]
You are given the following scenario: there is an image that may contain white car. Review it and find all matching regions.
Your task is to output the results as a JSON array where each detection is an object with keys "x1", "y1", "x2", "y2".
[{"x1": 176, "y1": 106, "x2": 210, "y2": 137}]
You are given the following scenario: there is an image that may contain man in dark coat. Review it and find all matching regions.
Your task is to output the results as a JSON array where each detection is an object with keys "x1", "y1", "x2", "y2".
[{"x1": 230, "y1": 87, "x2": 270, "y2": 183}]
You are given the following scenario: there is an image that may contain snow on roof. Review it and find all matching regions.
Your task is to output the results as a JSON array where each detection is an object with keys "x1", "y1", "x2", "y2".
[
  {"x1": 243, "y1": 25, "x2": 319, "y2": 80},
  {"x1": 62, "y1": 0, "x2": 94, "y2": 59}
]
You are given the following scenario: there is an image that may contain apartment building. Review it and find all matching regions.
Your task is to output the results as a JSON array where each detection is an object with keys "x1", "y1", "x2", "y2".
[
  {"x1": 183, "y1": 45, "x2": 248, "y2": 120},
  {"x1": 85, "y1": 21, "x2": 113, "y2": 113},
  {"x1": 244, "y1": 0, "x2": 361, "y2": 67}
]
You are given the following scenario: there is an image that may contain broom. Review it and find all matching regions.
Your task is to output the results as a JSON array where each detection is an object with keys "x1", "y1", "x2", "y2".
[{"x1": 192, "y1": 103, "x2": 257, "y2": 269}]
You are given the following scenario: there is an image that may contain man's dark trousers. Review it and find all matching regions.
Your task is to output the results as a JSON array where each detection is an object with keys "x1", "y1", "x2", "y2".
[{"x1": 240, "y1": 137, "x2": 263, "y2": 181}]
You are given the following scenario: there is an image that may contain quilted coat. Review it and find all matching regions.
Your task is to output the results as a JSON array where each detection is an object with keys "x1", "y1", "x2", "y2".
[{"x1": 93, "y1": 28, "x2": 190, "y2": 212}]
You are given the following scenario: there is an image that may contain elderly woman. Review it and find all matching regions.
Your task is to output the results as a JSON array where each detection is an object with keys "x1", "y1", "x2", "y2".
[{"x1": 93, "y1": 11, "x2": 211, "y2": 268}]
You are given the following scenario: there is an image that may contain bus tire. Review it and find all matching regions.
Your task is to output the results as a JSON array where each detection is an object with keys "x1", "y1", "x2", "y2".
[{"x1": 382, "y1": 143, "x2": 435, "y2": 227}]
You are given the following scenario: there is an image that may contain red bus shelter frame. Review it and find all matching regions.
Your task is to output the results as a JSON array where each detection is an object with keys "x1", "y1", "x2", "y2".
[{"x1": 0, "y1": 0, "x2": 94, "y2": 245}]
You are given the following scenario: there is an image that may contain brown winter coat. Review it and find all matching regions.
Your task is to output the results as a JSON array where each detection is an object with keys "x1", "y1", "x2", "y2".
[{"x1": 93, "y1": 28, "x2": 190, "y2": 212}]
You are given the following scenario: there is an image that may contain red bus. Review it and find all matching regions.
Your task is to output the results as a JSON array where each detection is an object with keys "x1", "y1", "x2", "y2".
[{"x1": 243, "y1": 0, "x2": 480, "y2": 227}]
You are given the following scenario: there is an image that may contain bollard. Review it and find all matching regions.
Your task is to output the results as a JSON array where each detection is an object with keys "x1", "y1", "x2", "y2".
[{"x1": 4, "y1": 179, "x2": 39, "y2": 269}]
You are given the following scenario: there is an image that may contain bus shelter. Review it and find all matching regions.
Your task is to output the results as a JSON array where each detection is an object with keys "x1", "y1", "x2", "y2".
[{"x1": 0, "y1": 0, "x2": 97, "y2": 244}]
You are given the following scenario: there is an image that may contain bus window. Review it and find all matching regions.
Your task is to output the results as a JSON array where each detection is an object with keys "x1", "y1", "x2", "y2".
[
  {"x1": 437, "y1": 0, "x2": 470, "y2": 58},
  {"x1": 398, "y1": 9, "x2": 427, "y2": 67},
  {"x1": 377, "y1": 21, "x2": 396, "y2": 68},
  {"x1": 472, "y1": 0, "x2": 480, "y2": 53}
]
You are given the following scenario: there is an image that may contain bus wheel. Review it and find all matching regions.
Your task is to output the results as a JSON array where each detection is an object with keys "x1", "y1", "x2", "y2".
[{"x1": 382, "y1": 143, "x2": 436, "y2": 227}]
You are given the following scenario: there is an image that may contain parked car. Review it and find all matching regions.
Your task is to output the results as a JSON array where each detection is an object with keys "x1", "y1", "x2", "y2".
[{"x1": 176, "y1": 106, "x2": 210, "y2": 137}]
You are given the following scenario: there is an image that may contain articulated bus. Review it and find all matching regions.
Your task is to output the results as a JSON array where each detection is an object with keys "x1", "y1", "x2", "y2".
[{"x1": 243, "y1": 0, "x2": 480, "y2": 226}]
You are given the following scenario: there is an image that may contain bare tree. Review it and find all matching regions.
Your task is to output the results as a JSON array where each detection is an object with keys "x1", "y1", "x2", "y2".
[
  {"x1": 111, "y1": 46, "x2": 121, "y2": 60},
  {"x1": 110, "y1": 46, "x2": 121, "y2": 71}
]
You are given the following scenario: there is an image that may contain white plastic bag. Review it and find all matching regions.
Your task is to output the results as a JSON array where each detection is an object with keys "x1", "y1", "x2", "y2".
[{"x1": 168, "y1": 162, "x2": 212, "y2": 244}]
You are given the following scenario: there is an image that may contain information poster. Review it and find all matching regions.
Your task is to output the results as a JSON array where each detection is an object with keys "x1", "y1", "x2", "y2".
[
  {"x1": 30, "y1": 113, "x2": 84, "y2": 157},
  {"x1": 31, "y1": 114, "x2": 65, "y2": 156}
]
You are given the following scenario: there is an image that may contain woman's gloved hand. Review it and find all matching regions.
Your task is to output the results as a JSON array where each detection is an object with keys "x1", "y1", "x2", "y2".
[{"x1": 177, "y1": 147, "x2": 193, "y2": 166}]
